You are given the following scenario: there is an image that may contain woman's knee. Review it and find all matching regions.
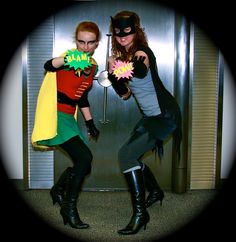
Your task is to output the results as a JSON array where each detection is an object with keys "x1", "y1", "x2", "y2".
[
  {"x1": 84, "y1": 161, "x2": 92, "y2": 175},
  {"x1": 73, "y1": 150, "x2": 93, "y2": 175},
  {"x1": 85, "y1": 149, "x2": 93, "y2": 163},
  {"x1": 73, "y1": 158, "x2": 92, "y2": 176},
  {"x1": 83, "y1": 151, "x2": 93, "y2": 174}
]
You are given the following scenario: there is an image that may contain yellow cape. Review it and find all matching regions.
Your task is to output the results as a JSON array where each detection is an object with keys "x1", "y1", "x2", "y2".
[
  {"x1": 31, "y1": 50, "x2": 97, "y2": 150},
  {"x1": 31, "y1": 71, "x2": 58, "y2": 150}
]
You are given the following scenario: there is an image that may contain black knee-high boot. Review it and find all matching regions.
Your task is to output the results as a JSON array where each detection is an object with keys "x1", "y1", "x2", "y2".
[
  {"x1": 50, "y1": 167, "x2": 72, "y2": 206},
  {"x1": 118, "y1": 169, "x2": 150, "y2": 235},
  {"x1": 143, "y1": 164, "x2": 164, "y2": 208},
  {"x1": 60, "y1": 169, "x2": 89, "y2": 229}
]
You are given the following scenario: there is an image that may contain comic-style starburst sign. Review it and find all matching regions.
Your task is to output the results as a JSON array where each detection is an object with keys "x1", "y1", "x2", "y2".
[
  {"x1": 112, "y1": 60, "x2": 134, "y2": 80},
  {"x1": 64, "y1": 49, "x2": 92, "y2": 70}
]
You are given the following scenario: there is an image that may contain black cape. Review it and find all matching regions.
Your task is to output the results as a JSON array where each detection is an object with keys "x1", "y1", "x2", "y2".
[{"x1": 137, "y1": 45, "x2": 182, "y2": 160}]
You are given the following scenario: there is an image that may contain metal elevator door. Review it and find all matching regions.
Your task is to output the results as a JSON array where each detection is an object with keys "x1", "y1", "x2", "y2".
[{"x1": 53, "y1": 1, "x2": 176, "y2": 190}]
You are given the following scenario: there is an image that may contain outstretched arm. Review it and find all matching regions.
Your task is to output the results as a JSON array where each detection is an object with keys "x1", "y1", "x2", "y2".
[{"x1": 44, "y1": 57, "x2": 65, "y2": 71}]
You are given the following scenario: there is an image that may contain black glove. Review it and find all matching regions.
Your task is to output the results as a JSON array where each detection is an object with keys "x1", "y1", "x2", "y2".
[
  {"x1": 132, "y1": 56, "x2": 147, "y2": 78},
  {"x1": 85, "y1": 119, "x2": 100, "y2": 141},
  {"x1": 108, "y1": 72, "x2": 129, "y2": 96}
]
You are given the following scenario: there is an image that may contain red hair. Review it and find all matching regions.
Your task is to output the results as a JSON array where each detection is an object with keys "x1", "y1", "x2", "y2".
[{"x1": 75, "y1": 21, "x2": 101, "y2": 41}]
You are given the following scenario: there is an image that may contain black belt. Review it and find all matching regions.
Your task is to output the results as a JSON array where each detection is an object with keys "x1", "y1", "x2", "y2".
[{"x1": 57, "y1": 91, "x2": 77, "y2": 107}]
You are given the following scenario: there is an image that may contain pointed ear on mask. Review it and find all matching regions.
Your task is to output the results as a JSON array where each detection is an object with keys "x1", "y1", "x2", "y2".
[
  {"x1": 128, "y1": 14, "x2": 135, "y2": 22},
  {"x1": 110, "y1": 16, "x2": 115, "y2": 27}
]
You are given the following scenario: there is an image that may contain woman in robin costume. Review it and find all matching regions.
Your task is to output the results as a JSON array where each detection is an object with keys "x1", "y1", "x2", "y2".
[
  {"x1": 32, "y1": 21, "x2": 101, "y2": 229},
  {"x1": 108, "y1": 11, "x2": 182, "y2": 235}
]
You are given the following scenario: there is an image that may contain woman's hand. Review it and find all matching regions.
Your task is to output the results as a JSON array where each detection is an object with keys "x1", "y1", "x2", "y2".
[
  {"x1": 121, "y1": 86, "x2": 131, "y2": 100},
  {"x1": 85, "y1": 119, "x2": 100, "y2": 141}
]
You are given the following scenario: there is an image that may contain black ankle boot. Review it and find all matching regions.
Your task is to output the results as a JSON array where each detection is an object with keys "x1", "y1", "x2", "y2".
[
  {"x1": 60, "y1": 170, "x2": 89, "y2": 229},
  {"x1": 143, "y1": 164, "x2": 164, "y2": 208},
  {"x1": 50, "y1": 167, "x2": 72, "y2": 206},
  {"x1": 118, "y1": 169, "x2": 150, "y2": 235}
]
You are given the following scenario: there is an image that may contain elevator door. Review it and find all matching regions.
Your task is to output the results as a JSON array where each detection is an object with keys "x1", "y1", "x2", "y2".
[{"x1": 53, "y1": 1, "x2": 175, "y2": 190}]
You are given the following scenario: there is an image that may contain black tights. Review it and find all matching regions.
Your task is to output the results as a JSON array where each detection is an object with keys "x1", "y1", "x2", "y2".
[{"x1": 59, "y1": 136, "x2": 93, "y2": 177}]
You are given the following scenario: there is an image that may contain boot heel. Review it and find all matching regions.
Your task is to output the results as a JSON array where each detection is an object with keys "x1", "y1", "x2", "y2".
[
  {"x1": 63, "y1": 217, "x2": 68, "y2": 225},
  {"x1": 144, "y1": 212, "x2": 150, "y2": 230},
  {"x1": 60, "y1": 211, "x2": 68, "y2": 225},
  {"x1": 50, "y1": 192, "x2": 57, "y2": 205},
  {"x1": 143, "y1": 223, "x2": 147, "y2": 230}
]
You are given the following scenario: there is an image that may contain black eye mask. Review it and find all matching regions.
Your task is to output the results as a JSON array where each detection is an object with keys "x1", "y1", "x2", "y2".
[{"x1": 111, "y1": 15, "x2": 136, "y2": 37}]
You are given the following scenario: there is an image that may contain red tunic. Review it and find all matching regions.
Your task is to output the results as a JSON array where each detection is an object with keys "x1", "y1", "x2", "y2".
[{"x1": 56, "y1": 65, "x2": 97, "y2": 114}]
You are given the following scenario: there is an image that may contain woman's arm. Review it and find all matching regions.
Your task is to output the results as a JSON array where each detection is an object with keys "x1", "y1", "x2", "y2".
[
  {"x1": 78, "y1": 92, "x2": 100, "y2": 141},
  {"x1": 80, "y1": 106, "x2": 92, "y2": 121},
  {"x1": 44, "y1": 57, "x2": 65, "y2": 71},
  {"x1": 80, "y1": 107, "x2": 100, "y2": 141}
]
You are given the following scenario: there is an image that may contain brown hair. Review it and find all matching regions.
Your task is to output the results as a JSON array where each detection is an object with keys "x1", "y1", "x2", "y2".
[
  {"x1": 110, "y1": 11, "x2": 148, "y2": 61},
  {"x1": 75, "y1": 21, "x2": 101, "y2": 41}
]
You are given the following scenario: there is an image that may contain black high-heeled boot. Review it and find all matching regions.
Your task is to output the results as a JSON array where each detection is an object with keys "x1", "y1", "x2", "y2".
[
  {"x1": 143, "y1": 164, "x2": 164, "y2": 208},
  {"x1": 60, "y1": 169, "x2": 89, "y2": 229},
  {"x1": 50, "y1": 167, "x2": 72, "y2": 206},
  {"x1": 118, "y1": 169, "x2": 150, "y2": 235},
  {"x1": 60, "y1": 199, "x2": 89, "y2": 229}
]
